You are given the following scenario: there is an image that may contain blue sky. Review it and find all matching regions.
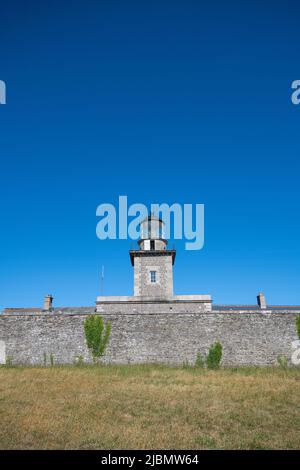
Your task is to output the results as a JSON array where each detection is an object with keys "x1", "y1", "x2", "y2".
[{"x1": 0, "y1": 0, "x2": 300, "y2": 309}]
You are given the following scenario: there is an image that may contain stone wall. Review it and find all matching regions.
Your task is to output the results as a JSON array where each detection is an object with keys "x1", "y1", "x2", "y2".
[
  {"x1": 0, "y1": 309, "x2": 299, "y2": 366},
  {"x1": 133, "y1": 253, "x2": 173, "y2": 297},
  {"x1": 96, "y1": 297, "x2": 212, "y2": 314}
]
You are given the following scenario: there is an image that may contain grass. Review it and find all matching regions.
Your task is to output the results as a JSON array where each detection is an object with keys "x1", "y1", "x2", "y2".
[{"x1": 0, "y1": 364, "x2": 300, "y2": 449}]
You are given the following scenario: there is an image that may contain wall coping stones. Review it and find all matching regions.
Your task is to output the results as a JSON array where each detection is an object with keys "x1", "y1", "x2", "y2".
[{"x1": 96, "y1": 295, "x2": 212, "y2": 303}]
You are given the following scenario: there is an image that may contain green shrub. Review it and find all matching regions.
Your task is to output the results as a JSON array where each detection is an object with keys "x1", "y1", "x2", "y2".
[
  {"x1": 195, "y1": 352, "x2": 205, "y2": 368},
  {"x1": 50, "y1": 354, "x2": 55, "y2": 367},
  {"x1": 43, "y1": 353, "x2": 55, "y2": 367},
  {"x1": 5, "y1": 356, "x2": 13, "y2": 367},
  {"x1": 277, "y1": 355, "x2": 289, "y2": 369},
  {"x1": 296, "y1": 315, "x2": 300, "y2": 340},
  {"x1": 84, "y1": 314, "x2": 111, "y2": 363},
  {"x1": 206, "y1": 342, "x2": 223, "y2": 369}
]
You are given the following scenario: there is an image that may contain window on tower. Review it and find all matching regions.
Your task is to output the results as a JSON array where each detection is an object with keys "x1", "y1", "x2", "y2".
[
  {"x1": 150, "y1": 271, "x2": 156, "y2": 283},
  {"x1": 150, "y1": 240, "x2": 155, "y2": 250}
]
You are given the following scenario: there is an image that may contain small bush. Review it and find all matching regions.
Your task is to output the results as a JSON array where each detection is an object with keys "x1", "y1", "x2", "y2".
[
  {"x1": 5, "y1": 356, "x2": 13, "y2": 367},
  {"x1": 277, "y1": 355, "x2": 289, "y2": 370},
  {"x1": 84, "y1": 314, "x2": 111, "y2": 363},
  {"x1": 50, "y1": 354, "x2": 55, "y2": 367},
  {"x1": 195, "y1": 352, "x2": 205, "y2": 368},
  {"x1": 296, "y1": 315, "x2": 300, "y2": 340},
  {"x1": 206, "y1": 342, "x2": 223, "y2": 369}
]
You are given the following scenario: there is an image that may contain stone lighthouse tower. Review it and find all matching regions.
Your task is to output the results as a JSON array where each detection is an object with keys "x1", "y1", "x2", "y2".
[
  {"x1": 129, "y1": 215, "x2": 176, "y2": 298},
  {"x1": 96, "y1": 213, "x2": 211, "y2": 313}
]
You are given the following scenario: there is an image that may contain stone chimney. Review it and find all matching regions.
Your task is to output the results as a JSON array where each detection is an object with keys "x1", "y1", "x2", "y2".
[
  {"x1": 44, "y1": 294, "x2": 53, "y2": 311},
  {"x1": 257, "y1": 292, "x2": 266, "y2": 309}
]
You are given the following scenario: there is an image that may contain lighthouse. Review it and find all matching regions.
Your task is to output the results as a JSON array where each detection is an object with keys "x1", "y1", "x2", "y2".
[
  {"x1": 96, "y1": 213, "x2": 211, "y2": 313},
  {"x1": 129, "y1": 214, "x2": 176, "y2": 298}
]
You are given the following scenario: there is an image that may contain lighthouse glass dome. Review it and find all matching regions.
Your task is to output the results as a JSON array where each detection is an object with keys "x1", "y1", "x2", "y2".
[{"x1": 140, "y1": 215, "x2": 165, "y2": 240}]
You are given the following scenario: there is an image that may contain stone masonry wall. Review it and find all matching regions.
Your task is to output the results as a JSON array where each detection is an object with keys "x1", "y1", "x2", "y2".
[
  {"x1": 0, "y1": 310, "x2": 299, "y2": 366},
  {"x1": 133, "y1": 254, "x2": 173, "y2": 297},
  {"x1": 96, "y1": 299, "x2": 211, "y2": 314}
]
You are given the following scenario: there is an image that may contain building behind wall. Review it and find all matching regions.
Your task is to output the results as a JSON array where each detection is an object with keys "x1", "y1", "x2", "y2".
[{"x1": 0, "y1": 215, "x2": 299, "y2": 366}]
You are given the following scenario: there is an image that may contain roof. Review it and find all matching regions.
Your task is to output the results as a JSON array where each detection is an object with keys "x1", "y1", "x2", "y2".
[
  {"x1": 140, "y1": 214, "x2": 164, "y2": 224},
  {"x1": 1, "y1": 307, "x2": 96, "y2": 315},
  {"x1": 212, "y1": 305, "x2": 300, "y2": 312},
  {"x1": 129, "y1": 249, "x2": 176, "y2": 266}
]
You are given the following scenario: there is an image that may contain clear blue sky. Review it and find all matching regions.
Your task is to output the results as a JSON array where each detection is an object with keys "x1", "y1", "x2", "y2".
[{"x1": 0, "y1": 0, "x2": 299, "y2": 309}]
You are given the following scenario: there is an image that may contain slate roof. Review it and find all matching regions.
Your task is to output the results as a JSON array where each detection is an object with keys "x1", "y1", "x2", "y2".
[{"x1": 213, "y1": 305, "x2": 300, "y2": 312}]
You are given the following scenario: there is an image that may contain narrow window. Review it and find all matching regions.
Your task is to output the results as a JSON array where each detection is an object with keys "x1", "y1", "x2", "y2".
[
  {"x1": 150, "y1": 271, "x2": 156, "y2": 283},
  {"x1": 150, "y1": 240, "x2": 155, "y2": 250}
]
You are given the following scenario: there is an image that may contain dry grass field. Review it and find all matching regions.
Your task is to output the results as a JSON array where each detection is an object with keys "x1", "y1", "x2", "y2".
[{"x1": 0, "y1": 364, "x2": 300, "y2": 450}]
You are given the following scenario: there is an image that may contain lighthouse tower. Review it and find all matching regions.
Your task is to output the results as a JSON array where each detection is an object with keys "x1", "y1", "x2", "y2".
[
  {"x1": 96, "y1": 213, "x2": 211, "y2": 313},
  {"x1": 129, "y1": 214, "x2": 176, "y2": 298}
]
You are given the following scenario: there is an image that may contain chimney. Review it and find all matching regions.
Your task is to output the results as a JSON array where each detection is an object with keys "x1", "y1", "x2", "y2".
[
  {"x1": 257, "y1": 292, "x2": 266, "y2": 309},
  {"x1": 44, "y1": 294, "x2": 53, "y2": 311}
]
